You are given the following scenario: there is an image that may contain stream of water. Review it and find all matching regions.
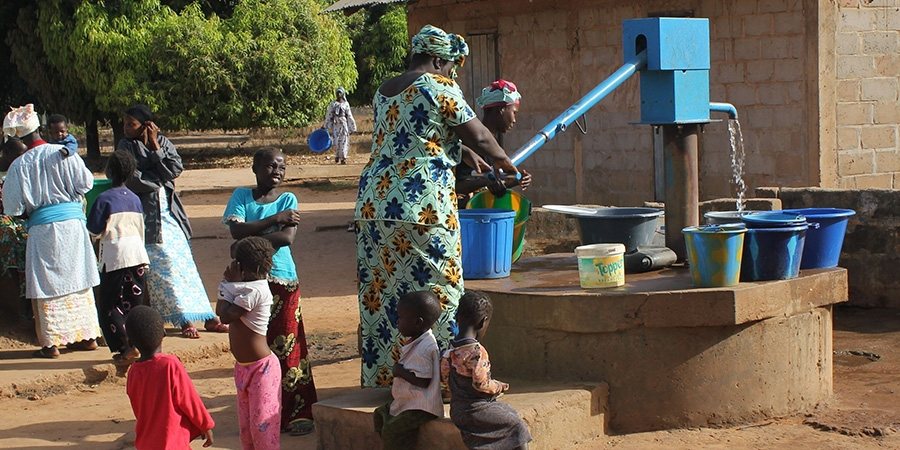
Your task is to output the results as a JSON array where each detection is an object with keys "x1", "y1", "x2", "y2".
[{"x1": 728, "y1": 119, "x2": 747, "y2": 212}]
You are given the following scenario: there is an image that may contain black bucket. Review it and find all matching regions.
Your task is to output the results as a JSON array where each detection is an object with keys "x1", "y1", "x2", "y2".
[{"x1": 575, "y1": 207, "x2": 664, "y2": 253}]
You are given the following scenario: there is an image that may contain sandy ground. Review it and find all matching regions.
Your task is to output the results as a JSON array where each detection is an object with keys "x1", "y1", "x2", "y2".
[{"x1": 0, "y1": 172, "x2": 898, "y2": 449}]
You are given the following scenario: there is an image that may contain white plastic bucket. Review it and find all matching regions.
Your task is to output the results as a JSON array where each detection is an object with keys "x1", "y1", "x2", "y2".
[{"x1": 575, "y1": 243, "x2": 626, "y2": 289}]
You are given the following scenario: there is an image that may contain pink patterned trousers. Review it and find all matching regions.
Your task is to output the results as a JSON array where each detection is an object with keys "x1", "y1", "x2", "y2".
[{"x1": 235, "y1": 352, "x2": 282, "y2": 450}]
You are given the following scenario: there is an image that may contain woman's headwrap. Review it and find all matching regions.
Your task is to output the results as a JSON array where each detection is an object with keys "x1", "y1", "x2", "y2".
[
  {"x1": 336, "y1": 87, "x2": 347, "y2": 98},
  {"x1": 124, "y1": 104, "x2": 153, "y2": 124},
  {"x1": 411, "y1": 25, "x2": 469, "y2": 79},
  {"x1": 476, "y1": 80, "x2": 522, "y2": 109},
  {"x1": 3, "y1": 104, "x2": 41, "y2": 139}
]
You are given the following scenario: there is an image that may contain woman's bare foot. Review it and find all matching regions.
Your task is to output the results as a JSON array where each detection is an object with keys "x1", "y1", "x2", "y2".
[
  {"x1": 181, "y1": 323, "x2": 200, "y2": 339},
  {"x1": 68, "y1": 339, "x2": 98, "y2": 351},
  {"x1": 204, "y1": 318, "x2": 229, "y2": 333}
]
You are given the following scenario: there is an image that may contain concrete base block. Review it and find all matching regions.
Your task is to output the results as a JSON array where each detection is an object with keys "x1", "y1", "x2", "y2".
[
  {"x1": 313, "y1": 382, "x2": 608, "y2": 450},
  {"x1": 469, "y1": 256, "x2": 847, "y2": 433}
]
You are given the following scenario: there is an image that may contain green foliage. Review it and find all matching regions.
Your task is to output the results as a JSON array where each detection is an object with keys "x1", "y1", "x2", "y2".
[
  {"x1": 347, "y1": 5, "x2": 408, "y2": 106},
  {"x1": 6, "y1": 0, "x2": 357, "y2": 131}
]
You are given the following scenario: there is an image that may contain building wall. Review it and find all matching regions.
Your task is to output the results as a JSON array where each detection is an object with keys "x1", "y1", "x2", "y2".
[
  {"x1": 408, "y1": 0, "x2": 823, "y2": 206},
  {"x1": 833, "y1": 0, "x2": 900, "y2": 189}
]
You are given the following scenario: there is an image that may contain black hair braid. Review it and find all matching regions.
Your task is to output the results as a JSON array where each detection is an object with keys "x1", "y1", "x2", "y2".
[
  {"x1": 457, "y1": 290, "x2": 493, "y2": 325},
  {"x1": 234, "y1": 236, "x2": 275, "y2": 277}
]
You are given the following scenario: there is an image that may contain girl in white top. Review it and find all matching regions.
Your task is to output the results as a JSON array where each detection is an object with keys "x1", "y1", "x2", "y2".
[{"x1": 216, "y1": 236, "x2": 282, "y2": 449}]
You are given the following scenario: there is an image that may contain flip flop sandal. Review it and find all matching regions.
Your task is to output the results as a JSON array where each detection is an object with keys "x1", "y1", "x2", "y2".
[
  {"x1": 181, "y1": 325, "x2": 201, "y2": 339},
  {"x1": 33, "y1": 347, "x2": 60, "y2": 359},
  {"x1": 288, "y1": 420, "x2": 315, "y2": 436}
]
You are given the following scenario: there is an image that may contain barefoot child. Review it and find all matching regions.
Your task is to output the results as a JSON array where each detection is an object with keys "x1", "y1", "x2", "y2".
[
  {"x1": 87, "y1": 150, "x2": 150, "y2": 362},
  {"x1": 374, "y1": 291, "x2": 444, "y2": 449},
  {"x1": 125, "y1": 305, "x2": 215, "y2": 449},
  {"x1": 223, "y1": 147, "x2": 317, "y2": 435},
  {"x1": 217, "y1": 236, "x2": 282, "y2": 449},
  {"x1": 441, "y1": 290, "x2": 532, "y2": 450}
]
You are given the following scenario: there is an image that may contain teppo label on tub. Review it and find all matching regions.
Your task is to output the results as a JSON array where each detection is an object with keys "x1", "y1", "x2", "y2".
[{"x1": 578, "y1": 255, "x2": 625, "y2": 288}]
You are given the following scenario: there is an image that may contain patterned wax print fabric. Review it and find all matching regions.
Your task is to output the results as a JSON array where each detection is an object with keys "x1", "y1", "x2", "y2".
[
  {"x1": 33, "y1": 288, "x2": 103, "y2": 348},
  {"x1": 268, "y1": 281, "x2": 317, "y2": 430},
  {"x1": 325, "y1": 100, "x2": 357, "y2": 160},
  {"x1": 0, "y1": 175, "x2": 26, "y2": 277},
  {"x1": 354, "y1": 72, "x2": 474, "y2": 388},
  {"x1": 145, "y1": 189, "x2": 215, "y2": 326}
]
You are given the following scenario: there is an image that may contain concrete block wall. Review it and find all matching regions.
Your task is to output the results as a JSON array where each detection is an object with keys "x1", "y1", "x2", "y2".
[
  {"x1": 757, "y1": 187, "x2": 900, "y2": 309},
  {"x1": 407, "y1": 0, "x2": 823, "y2": 207},
  {"x1": 833, "y1": 0, "x2": 900, "y2": 189}
]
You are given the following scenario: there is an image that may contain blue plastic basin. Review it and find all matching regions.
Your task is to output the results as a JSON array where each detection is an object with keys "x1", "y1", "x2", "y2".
[
  {"x1": 459, "y1": 209, "x2": 515, "y2": 279},
  {"x1": 782, "y1": 208, "x2": 855, "y2": 269},
  {"x1": 307, "y1": 128, "x2": 332, "y2": 153}
]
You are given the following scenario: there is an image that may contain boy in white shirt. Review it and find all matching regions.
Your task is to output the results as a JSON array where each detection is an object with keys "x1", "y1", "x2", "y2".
[{"x1": 374, "y1": 290, "x2": 444, "y2": 449}]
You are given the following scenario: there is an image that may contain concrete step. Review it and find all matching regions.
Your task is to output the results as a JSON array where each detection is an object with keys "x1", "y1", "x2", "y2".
[{"x1": 313, "y1": 381, "x2": 608, "y2": 450}]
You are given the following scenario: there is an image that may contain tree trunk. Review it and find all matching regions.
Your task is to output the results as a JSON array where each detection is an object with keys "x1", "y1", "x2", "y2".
[
  {"x1": 110, "y1": 115, "x2": 124, "y2": 148},
  {"x1": 85, "y1": 117, "x2": 100, "y2": 160}
]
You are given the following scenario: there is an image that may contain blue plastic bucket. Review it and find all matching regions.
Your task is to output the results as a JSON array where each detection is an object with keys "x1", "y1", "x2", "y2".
[
  {"x1": 683, "y1": 224, "x2": 747, "y2": 288},
  {"x1": 741, "y1": 224, "x2": 807, "y2": 281},
  {"x1": 307, "y1": 128, "x2": 332, "y2": 153},
  {"x1": 459, "y1": 209, "x2": 515, "y2": 279},
  {"x1": 742, "y1": 212, "x2": 807, "y2": 228},
  {"x1": 782, "y1": 208, "x2": 855, "y2": 269}
]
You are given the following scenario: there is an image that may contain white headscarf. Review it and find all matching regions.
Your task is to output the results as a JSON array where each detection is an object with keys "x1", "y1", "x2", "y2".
[{"x1": 3, "y1": 104, "x2": 41, "y2": 139}]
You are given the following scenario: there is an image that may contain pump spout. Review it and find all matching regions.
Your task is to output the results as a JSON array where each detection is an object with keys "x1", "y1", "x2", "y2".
[
  {"x1": 509, "y1": 50, "x2": 648, "y2": 166},
  {"x1": 709, "y1": 102, "x2": 738, "y2": 120}
]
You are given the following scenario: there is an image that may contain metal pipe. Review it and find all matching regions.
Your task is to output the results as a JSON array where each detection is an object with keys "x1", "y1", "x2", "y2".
[
  {"x1": 509, "y1": 51, "x2": 648, "y2": 166},
  {"x1": 662, "y1": 124, "x2": 700, "y2": 262},
  {"x1": 709, "y1": 102, "x2": 738, "y2": 120}
]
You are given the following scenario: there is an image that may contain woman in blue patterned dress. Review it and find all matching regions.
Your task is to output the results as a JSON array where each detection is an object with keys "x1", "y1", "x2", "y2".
[
  {"x1": 118, "y1": 105, "x2": 226, "y2": 338},
  {"x1": 354, "y1": 25, "x2": 519, "y2": 388}
]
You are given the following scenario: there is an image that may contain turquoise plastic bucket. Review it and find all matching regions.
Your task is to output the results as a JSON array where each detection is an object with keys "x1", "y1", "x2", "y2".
[
  {"x1": 782, "y1": 208, "x2": 855, "y2": 269},
  {"x1": 459, "y1": 209, "x2": 515, "y2": 279},
  {"x1": 741, "y1": 224, "x2": 807, "y2": 281},
  {"x1": 85, "y1": 178, "x2": 112, "y2": 214},
  {"x1": 683, "y1": 224, "x2": 747, "y2": 288}
]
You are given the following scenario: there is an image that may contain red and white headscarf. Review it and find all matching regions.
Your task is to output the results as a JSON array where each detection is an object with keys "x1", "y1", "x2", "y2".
[
  {"x1": 3, "y1": 104, "x2": 41, "y2": 139},
  {"x1": 475, "y1": 80, "x2": 522, "y2": 109}
]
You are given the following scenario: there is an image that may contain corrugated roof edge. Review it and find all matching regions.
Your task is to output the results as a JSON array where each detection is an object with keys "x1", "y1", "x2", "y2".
[{"x1": 324, "y1": 0, "x2": 406, "y2": 12}]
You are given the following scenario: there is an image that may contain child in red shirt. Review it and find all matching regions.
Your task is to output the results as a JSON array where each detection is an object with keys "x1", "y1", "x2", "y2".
[{"x1": 125, "y1": 305, "x2": 215, "y2": 449}]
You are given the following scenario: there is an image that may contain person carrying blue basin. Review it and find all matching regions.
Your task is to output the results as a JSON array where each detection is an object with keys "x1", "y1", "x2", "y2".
[
  {"x1": 354, "y1": 25, "x2": 520, "y2": 388},
  {"x1": 324, "y1": 87, "x2": 357, "y2": 165},
  {"x1": 455, "y1": 79, "x2": 532, "y2": 209}
]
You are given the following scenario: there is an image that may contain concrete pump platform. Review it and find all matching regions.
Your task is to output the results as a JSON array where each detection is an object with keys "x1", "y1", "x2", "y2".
[
  {"x1": 313, "y1": 382, "x2": 608, "y2": 450},
  {"x1": 467, "y1": 253, "x2": 848, "y2": 433}
]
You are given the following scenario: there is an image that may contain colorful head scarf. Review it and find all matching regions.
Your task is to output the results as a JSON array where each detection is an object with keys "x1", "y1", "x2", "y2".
[
  {"x1": 411, "y1": 25, "x2": 469, "y2": 79},
  {"x1": 3, "y1": 104, "x2": 41, "y2": 139},
  {"x1": 336, "y1": 87, "x2": 347, "y2": 99},
  {"x1": 476, "y1": 80, "x2": 522, "y2": 109}
]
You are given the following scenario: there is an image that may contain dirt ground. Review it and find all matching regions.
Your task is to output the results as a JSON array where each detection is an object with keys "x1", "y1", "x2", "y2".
[{"x1": 0, "y1": 181, "x2": 898, "y2": 449}]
